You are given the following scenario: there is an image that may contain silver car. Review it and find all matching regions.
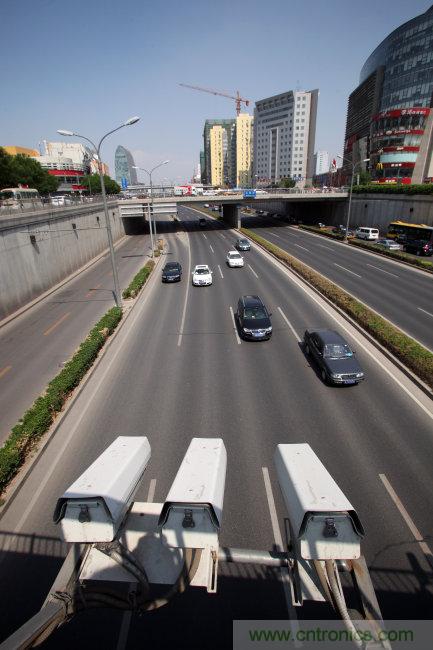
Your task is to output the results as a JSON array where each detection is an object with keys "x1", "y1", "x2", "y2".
[{"x1": 375, "y1": 238, "x2": 401, "y2": 251}]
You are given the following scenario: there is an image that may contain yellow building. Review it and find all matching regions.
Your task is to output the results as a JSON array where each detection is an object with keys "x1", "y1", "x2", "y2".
[
  {"x1": 210, "y1": 125, "x2": 224, "y2": 186},
  {"x1": 236, "y1": 114, "x2": 253, "y2": 187},
  {"x1": 2, "y1": 146, "x2": 39, "y2": 157}
]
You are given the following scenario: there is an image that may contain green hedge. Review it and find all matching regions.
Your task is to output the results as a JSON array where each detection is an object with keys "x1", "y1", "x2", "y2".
[
  {"x1": 352, "y1": 183, "x2": 433, "y2": 195},
  {"x1": 122, "y1": 260, "x2": 155, "y2": 299},
  {"x1": 299, "y1": 225, "x2": 345, "y2": 240},
  {"x1": 241, "y1": 228, "x2": 433, "y2": 389},
  {"x1": 0, "y1": 307, "x2": 122, "y2": 494}
]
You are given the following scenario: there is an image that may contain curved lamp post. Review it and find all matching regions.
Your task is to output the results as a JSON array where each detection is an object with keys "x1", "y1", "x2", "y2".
[
  {"x1": 132, "y1": 161, "x2": 170, "y2": 258},
  {"x1": 58, "y1": 116, "x2": 140, "y2": 306},
  {"x1": 337, "y1": 155, "x2": 370, "y2": 242}
]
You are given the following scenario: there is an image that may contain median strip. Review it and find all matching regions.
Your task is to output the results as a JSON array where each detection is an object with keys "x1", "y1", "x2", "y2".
[
  {"x1": 122, "y1": 260, "x2": 155, "y2": 299},
  {"x1": 241, "y1": 227, "x2": 433, "y2": 391}
]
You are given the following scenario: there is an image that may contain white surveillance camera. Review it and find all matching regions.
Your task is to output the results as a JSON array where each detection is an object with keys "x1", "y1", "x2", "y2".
[
  {"x1": 54, "y1": 437, "x2": 151, "y2": 543},
  {"x1": 274, "y1": 444, "x2": 364, "y2": 560}
]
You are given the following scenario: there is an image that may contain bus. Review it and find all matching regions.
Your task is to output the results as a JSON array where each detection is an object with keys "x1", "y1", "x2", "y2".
[
  {"x1": 387, "y1": 220, "x2": 433, "y2": 243},
  {"x1": 0, "y1": 187, "x2": 43, "y2": 211}
]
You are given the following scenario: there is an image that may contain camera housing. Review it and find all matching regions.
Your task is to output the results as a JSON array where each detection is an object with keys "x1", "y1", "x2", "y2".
[
  {"x1": 274, "y1": 443, "x2": 364, "y2": 560},
  {"x1": 53, "y1": 436, "x2": 151, "y2": 543}
]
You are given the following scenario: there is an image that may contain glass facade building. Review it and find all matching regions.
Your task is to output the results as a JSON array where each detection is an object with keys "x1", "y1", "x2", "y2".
[
  {"x1": 114, "y1": 145, "x2": 138, "y2": 187},
  {"x1": 343, "y1": 4, "x2": 433, "y2": 184}
]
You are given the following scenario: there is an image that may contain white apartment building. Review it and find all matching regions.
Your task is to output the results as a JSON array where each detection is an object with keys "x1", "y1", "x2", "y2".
[
  {"x1": 253, "y1": 89, "x2": 318, "y2": 186},
  {"x1": 313, "y1": 150, "x2": 330, "y2": 175}
]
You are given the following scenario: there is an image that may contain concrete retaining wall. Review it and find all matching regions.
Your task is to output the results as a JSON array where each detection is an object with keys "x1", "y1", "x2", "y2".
[
  {"x1": 0, "y1": 202, "x2": 123, "y2": 320},
  {"x1": 331, "y1": 193, "x2": 433, "y2": 231}
]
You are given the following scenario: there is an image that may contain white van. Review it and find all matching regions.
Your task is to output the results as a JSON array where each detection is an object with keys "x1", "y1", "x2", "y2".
[{"x1": 355, "y1": 227, "x2": 379, "y2": 241}]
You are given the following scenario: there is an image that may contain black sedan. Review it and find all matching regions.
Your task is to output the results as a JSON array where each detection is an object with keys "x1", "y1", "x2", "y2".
[
  {"x1": 235, "y1": 238, "x2": 251, "y2": 251},
  {"x1": 162, "y1": 262, "x2": 182, "y2": 282},
  {"x1": 237, "y1": 295, "x2": 272, "y2": 340},
  {"x1": 304, "y1": 329, "x2": 365, "y2": 385}
]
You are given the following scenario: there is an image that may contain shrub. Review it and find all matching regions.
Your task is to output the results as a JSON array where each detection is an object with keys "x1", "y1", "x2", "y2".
[
  {"x1": 241, "y1": 228, "x2": 433, "y2": 389},
  {"x1": 352, "y1": 183, "x2": 433, "y2": 195},
  {"x1": 122, "y1": 260, "x2": 155, "y2": 299},
  {"x1": 0, "y1": 307, "x2": 122, "y2": 494}
]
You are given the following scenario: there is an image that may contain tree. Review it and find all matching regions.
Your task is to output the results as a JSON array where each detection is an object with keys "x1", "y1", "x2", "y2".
[
  {"x1": 81, "y1": 173, "x2": 121, "y2": 195},
  {"x1": 0, "y1": 148, "x2": 59, "y2": 193},
  {"x1": 357, "y1": 170, "x2": 371, "y2": 185},
  {"x1": 280, "y1": 177, "x2": 296, "y2": 189}
]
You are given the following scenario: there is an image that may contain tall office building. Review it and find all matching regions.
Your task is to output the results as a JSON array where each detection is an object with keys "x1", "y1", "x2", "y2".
[
  {"x1": 114, "y1": 145, "x2": 138, "y2": 187},
  {"x1": 203, "y1": 119, "x2": 236, "y2": 186},
  {"x1": 253, "y1": 89, "x2": 319, "y2": 186},
  {"x1": 343, "y1": 4, "x2": 433, "y2": 184},
  {"x1": 236, "y1": 113, "x2": 254, "y2": 187},
  {"x1": 209, "y1": 126, "x2": 225, "y2": 186},
  {"x1": 313, "y1": 151, "x2": 330, "y2": 175}
]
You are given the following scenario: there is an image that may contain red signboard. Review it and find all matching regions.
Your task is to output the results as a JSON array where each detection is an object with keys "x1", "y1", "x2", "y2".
[
  {"x1": 372, "y1": 107, "x2": 430, "y2": 121},
  {"x1": 372, "y1": 177, "x2": 412, "y2": 185},
  {"x1": 47, "y1": 169, "x2": 84, "y2": 176},
  {"x1": 372, "y1": 129, "x2": 424, "y2": 138},
  {"x1": 372, "y1": 146, "x2": 420, "y2": 153}
]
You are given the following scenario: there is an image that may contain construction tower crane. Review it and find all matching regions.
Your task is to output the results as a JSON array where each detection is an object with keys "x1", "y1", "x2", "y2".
[{"x1": 179, "y1": 83, "x2": 250, "y2": 116}]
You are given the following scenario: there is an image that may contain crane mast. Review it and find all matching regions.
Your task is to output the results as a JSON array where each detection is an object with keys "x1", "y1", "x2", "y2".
[{"x1": 179, "y1": 83, "x2": 250, "y2": 116}]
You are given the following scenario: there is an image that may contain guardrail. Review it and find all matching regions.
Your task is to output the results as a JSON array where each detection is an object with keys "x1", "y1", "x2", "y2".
[{"x1": 0, "y1": 195, "x2": 119, "y2": 218}]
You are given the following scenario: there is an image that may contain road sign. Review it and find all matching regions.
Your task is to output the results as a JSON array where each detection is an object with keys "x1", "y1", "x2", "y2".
[
  {"x1": 121, "y1": 177, "x2": 128, "y2": 189},
  {"x1": 243, "y1": 189, "x2": 256, "y2": 198}
]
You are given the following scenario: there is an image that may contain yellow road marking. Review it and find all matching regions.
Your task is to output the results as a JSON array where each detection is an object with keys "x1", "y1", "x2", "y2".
[
  {"x1": 0, "y1": 365, "x2": 12, "y2": 379},
  {"x1": 43, "y1": 312, "x2": 71, "y2": 336}
]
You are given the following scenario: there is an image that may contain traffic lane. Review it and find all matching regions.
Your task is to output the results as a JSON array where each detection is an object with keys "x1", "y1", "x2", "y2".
[
  {"x1": 250, "y1": 224, "x2": 433, "y2": 350},
  {"x1": 174, "y1": 225, "x2": 433, "y2": 619},
  {"x1": 0, "y1": 232, "x2": 187, "y2": 642},
  {"x1": 235, "y1": 234, "x2": 433, "y2": 575},
  {"x1": 0, "y1": 234, "x2": 151, "y2": 441}
]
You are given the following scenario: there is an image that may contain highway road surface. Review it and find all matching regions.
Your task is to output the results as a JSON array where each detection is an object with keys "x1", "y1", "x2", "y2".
[
  {"x1": 244, "y1": 214, "x2": 433, "y2": 352},
  {"x1": 0, "y1": 232, "x2": 152, "y2": 443},
  {"x1": 0, "y1": 207, "x2": 433, "y2": 649}
]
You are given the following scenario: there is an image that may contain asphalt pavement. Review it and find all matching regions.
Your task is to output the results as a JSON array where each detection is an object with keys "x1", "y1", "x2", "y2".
[
  {"x1": 244, "y1": 215, "x2": 433, "y2": 352},
  {"x1": 0, "y1": 231, "x2": 152, "y2": 442},
  {"x1": 1, "y1": 207, "x2": 433, "y2": 649}
]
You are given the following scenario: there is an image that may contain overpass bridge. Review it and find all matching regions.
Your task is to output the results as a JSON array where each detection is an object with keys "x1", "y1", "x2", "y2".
[{"x1": 118, "y1": 190, "x2": 349, "y2": 228}]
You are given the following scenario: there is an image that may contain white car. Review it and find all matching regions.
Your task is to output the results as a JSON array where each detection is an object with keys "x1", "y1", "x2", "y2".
[
  {"x1": 192, "y1": 264, "x2": 213, "y2": 286},
  {"x1": 226, "y1": 251, "x2": 244, "y2": 268}
]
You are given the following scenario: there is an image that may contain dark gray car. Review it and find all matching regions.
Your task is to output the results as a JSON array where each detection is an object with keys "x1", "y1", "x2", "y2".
[
  {"x1": 162, "y1": 261, "x2": 182, "y2": 282},
  {"x1": 235, "y1": 238, "x2": 251, "y2": 251},
  {"x1": 304, "y1": 329, "x2": 364, "y2": 385}
]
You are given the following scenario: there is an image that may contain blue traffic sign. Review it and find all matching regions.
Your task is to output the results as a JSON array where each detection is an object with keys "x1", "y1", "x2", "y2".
[
  {"x1": 243, "y1": 189, "x2": 256, "y2": 198},
  {"x1": 121, "y1": 177, "x2": 128, "y2": 189}
]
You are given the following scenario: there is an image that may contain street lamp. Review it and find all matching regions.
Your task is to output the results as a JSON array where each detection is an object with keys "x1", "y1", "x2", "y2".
[
  {"x1": 337, "y1": 155, "x2": 370, "y2": 242},
  {"x1": 132, "y1": 161, "x2": 170, "y2": 258},
  {"x1": 58, "y1": 116, "x2": 140, "y2": 307}
]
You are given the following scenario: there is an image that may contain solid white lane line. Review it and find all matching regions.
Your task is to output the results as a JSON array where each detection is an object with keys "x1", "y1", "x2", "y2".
[
  {"x1": 210, "y1": 244, "x2": 214, "y2": 253},
  {"x1": 334, "y1": 263, "x2": 362, "y2": 278},
  {"x1": 316, "y1": 244, "x2": 333, "y2": 251},
  {"x1": 147, "y1": 478, "x2": 157, "y2": 503},
  {"x1": 294, "y1": 244, "x2": 310, "y2": 252},
  {"x1": 116, "y1": 478, "x2": 157, "y2": 650},
  {"x1": 366, "y1": 263, "x2": 399, "y2": 278},
  {"x1": 262, "y1": 467, "x2": 300, "y2": 642},
  {"x1": 177, "y1": 233, "x2": 192, "y2": 347},
  {"x1": 248, "y1": 264, "x2": 258, "y2": 279},
  {"x1": 379, "y1": 474, "x2": 433, "y2": 566},
  {"x1": 418, "y1": 307, "x2": 433, "y2": 319},
  {"x1": 202, "y1": 233, "x2": 207, "y2": 239},
  {"x1": 218, "y1": 265, "x2": 224, "y2": 279},
  {"x1": 277, "y1": 307, "x2": 301, "y2": 342},
  {"x1": 229, "y1": 306, "x2": 241, "y2": 345}
]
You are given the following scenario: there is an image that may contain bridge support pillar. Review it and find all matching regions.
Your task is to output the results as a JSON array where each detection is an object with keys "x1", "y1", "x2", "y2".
[{"x1": 222, "y1": 204, "x2": 241, "y2": 229}]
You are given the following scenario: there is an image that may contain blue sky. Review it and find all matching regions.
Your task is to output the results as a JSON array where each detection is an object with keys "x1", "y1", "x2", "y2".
[{"x1": 0, "y1": 0, "x2": 430, "y2": 183}]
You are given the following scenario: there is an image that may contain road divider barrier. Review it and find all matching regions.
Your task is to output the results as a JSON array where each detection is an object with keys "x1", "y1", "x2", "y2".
[
  {"x1": 0, "y1": 307, "x2": 123, "y2": 496},
  {"x1": 122, "y1": 260, "x2": 155, "y2": 299},
  {"x1": 241, "y1": 227, "x2": 433, "y2": 391}
]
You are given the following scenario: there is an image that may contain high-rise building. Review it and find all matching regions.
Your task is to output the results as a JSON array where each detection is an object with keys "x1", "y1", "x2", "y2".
[
  {"x1": 209, "y1": 126, "x2": 225, "y2": 186},
  {"x1": 343, "y1": 4, "x2": 433, "y2": 184},
  {"x1": 200, "y1": 150, "x2": 205, "y2": 182},
  {"x1": 253, "y1": 89, "x2": 319, "y2": 186},
  {"x1": 313, "y1": 151, "x2": 330, "y2": 175},
  {"x1": 114, "y1": 145, "x2": 138, "y2": 187},
  {"x1": 236, "y1": 113, "x2": 254, "y2": 187},
  {"x1": 203, "y1": 119, "x2": 236, "y2": 186}
]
